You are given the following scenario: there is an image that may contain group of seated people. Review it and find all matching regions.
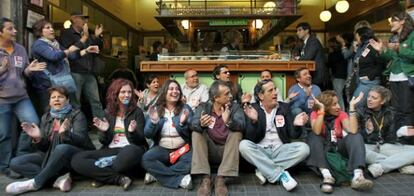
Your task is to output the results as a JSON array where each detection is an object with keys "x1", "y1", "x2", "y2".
[{"x1": 4, "y1": 64, "x2": 414, "y2": 196}]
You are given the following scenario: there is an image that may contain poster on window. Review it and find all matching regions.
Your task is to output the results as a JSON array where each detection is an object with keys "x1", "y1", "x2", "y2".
[
  {"x1": 30, "y1": 0, "x2": 44, "y2": 8},
  {"x1": 26, "y1": 10, "x2": 45, "y2": 28}
]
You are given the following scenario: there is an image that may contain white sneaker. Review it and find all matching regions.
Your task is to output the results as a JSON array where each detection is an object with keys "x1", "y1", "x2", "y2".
[
  {"x1": 351, "y1": 176, "x2": 373, "y2": 191},
  {"x1": 179, "y1": 174, "x2": 193, "y2": 189},
  {"x1": 144, "y1": 173, "x2": 157, "y2": 184},
  {"x1": 255, "y1": 169, "x2": 267, "y2": 185},
  {"x1": 399, "y1": 165, "x2": 414, "y2": 175},
  {"x1": 53, "y1": 172, "x2": 72, "y2": 192},
  {"x1": 368, "y1": 163, "x2": 384, "y2": 178},
  {"x1": 5, "y1": 179, "x2": 36, "y2": 195},
  {"x1": 279, "y1": 171, "x2": 298, "y2": 191}
]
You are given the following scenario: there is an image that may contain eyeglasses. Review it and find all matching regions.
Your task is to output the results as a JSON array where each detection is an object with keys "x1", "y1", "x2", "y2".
[{"x1": 221, "y1": 71, "x2": 230, "y2": 75}]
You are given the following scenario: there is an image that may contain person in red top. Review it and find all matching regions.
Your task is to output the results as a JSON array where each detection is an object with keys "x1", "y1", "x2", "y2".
[{"x1": 306, "y1": 90, "x2": 372, "y2": 193}]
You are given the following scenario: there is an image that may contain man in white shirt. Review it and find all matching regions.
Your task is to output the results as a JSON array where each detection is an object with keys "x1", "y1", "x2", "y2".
[{"x1": 182, "y1": 69, "x2": 209, "y2": 110}]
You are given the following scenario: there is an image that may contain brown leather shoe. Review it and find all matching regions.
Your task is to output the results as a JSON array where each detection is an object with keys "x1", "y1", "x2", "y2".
[
  {"x1": 197, "y1": 176, "x2": 211, "y2": 196},
  {"x1": 214, "y1": 176, "x2": 228, "y2": 196}
]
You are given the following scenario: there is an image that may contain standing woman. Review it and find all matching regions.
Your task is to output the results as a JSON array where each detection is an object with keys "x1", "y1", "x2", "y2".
[
  {"x1": 31, "y1": 19, "x2": 99, "y2": 112},
  {"x1": 370, "y1": 11, "x2": 414, "y2": 134},
  {"x1": 306, "y1": 91, "x2": 372, "y2": 193},
  {"x1": 135, "y1": 74, "x2": 160, "y2": 114},
  {"x1": 141, "y1": 80, "x2": 193, "y2": 189},
  {"x1": 71, "y1": 79, "x2": 147, "y2": 190},
  {"x1": 5, "y1": 86, "x2": 95, "y2": 195}
]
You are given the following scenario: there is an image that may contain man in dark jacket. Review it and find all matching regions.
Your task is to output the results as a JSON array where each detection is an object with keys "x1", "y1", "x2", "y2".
[
  {"x1": 58, "y1": 11, "x2": 104, "y2": 118},
  {"x1": 239, "y1": 79, "x2": 309, "y2": 191},
  {"x1": 190, "y1": 80, "x2": 245, "y2": 196},
  {"x1": 295, "y1": 22, "x2": 327, "y2": 90}
]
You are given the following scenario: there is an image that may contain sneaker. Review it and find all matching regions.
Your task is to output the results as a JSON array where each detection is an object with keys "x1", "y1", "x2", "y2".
[
  {"x1": 255, "y1": 169, "x2": 267, "y2": 185},
  {"x1": 197, "y1": 176, "x2": 211, "y2": 196},
  {"x1": 91, "y1": 180, "x2": 104, "y2": 188},
  {"x1": 351, "y1": 176, "x2": 373, "y2": 191},
  {"x1": 320, "y1": 177, "x2": 335, "y2": 193},
  {"x1": 279, "y1": 171, "x2": 298, "y2": 192},
  {"x1": 53, "y1": 172, "x2": 72, "y2": 192},
  {"x1": 399, "y1": 165, "x2": 414, "y2": 175},
  {"x1": 5, "y1": 179, "x2": 37, "y2": 195},
  {"x1": 179, "y1": 174, "x2": 193, "y2": 189},
  {"x1": 368, "y1": 163, "x2": 384, "y2": 178},
  {"x1": 118, "y1": 176, "x2": 132, "y2": 191},
  {"x1": 144, "y1": 173, "x2": 157, "y2": 184}
]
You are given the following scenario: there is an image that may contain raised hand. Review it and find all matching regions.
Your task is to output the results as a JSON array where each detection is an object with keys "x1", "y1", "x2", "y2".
[
  {"x1": 93, "y1": 117, "x2": 109, "y2": 132},
  {"x1": 293, "y1": 112, "x2": 309, "y2": 126},
  {"x1": 311, "y1": 94, "x2": 324, "y2": 111},
  {"x1": 27, "y1": 59, "x2": 47, "y2": 72},
  {"x1": 200, "y1": 111, "x2": 213, "y2": 128},
  {"x1": 241, "y1": 93, "x2": 252, "y2": 103},
  {"x1": 0, "y1": 57, "x2": 9, "y2": 70},
  {"x1": 288, "y1": 91, "x2": 299, "y2": 100},
  {"x1": 180, "y1": 108, "x2": 190, "y2": 125},
  {"x1": 222, "y1": 104, "x2": 231, "y2": 124},
  {"x1": 95, "y1": 24, "x2": 104, "y2": 37},
  {"x1": 369, "y1": 39, "x2": 383, "y2": 52},
  {"x1": 243, "y1": 104, "x2": 258, "y2": 122},
  {"x1": 86, "y1": 45, "x2": 100, "y2": 54},
  {"x1": 148, "y1": 105, "x2": 160, "y2": 123},
  {"x1": 58, "y1": 118, "x2": 71, "y2": 134},
  {"x1": 128, "y1": 120, "x2": 137, "y2": 132},
  {"x1": 21, "y1": 122, "x2": 41, "y2": 139},
  {"x1": 349, "y1": 92, "x2": 364, "y2": 108}
]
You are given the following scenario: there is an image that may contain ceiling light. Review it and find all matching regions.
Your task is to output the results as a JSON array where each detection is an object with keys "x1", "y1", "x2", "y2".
[
  {"x1": 181, "y1": 20, "x2": 189, "y2": 30},
  {"x1": 253, "y1": 19, "x2": 263, "y2": 29},
  {"x1": 335, "y1": 0, "x2": 349, "y2": 13},
  {"x1": 319, "y1": 10, "x2": 332, "y2": 22},
  {"x1": 63, "y1": 20, "x2": 71, "y2": 29},
  {"x1": 264, "y1": 1, "x2": 276, "y2": 8}
]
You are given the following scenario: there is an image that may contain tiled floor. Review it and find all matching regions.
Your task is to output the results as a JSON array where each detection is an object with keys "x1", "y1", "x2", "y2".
[{"x1": 1, "y1": 170, "x2": 414, "y2": 196}]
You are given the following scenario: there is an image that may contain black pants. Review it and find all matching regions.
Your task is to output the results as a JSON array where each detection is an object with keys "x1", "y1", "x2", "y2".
[
  {"x1": 71, "y1": 144, "x2": 145, "y2": 185},
  {"x1": 10, "y1": 144, "x2": 82, "y2": 188},
  {"x1": 390, "y1": 81, "x2": 414, "y2": 129},
  {"x1": 306, "y1": 132, "x2": 366, "y2": 174}
]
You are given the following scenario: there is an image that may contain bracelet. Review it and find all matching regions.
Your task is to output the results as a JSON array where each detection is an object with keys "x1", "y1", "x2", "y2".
[{"x1": 317, "y1": 110, "x2": 325, "y2": 116}]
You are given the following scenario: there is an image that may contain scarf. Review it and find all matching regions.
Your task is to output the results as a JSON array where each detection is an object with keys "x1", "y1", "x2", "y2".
[
  {"x1": 39, "y1": 37, "x2": 70, "y2": 67},
  {"x1": 50, "y1": 103, "x2": 72, "y2": 119}
]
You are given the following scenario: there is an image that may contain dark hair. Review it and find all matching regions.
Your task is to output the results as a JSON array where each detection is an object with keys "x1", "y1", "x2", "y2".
[
  {"x1": 155, "y1": 79, "x2": 184, "y2": 117},
  {"x1": 341, "y1": 32, "x2": 354, "y2": 48},
  {"x1": 152, "y1": 41, "x2": 162, "y2": 50},
  {"x1": 296, "y1": 22, "x2": 311, "y2": 34},
  {"x1": 369, "y1": 86, "x2": 392, "y2": 105},
  {"x1": 261, "y1": 69, "x2": 273, "y2": 78},
  {"x1": 391, "y1": 11, "x2": 414, "y2": 42},
  {"x1": 356, "y1": 27, "x2": 375, "y2": 43},
  {"x1": 209, "y1": 80, "x2": 230, "y2": 102},
  {"x1": 294, "y1": 67, "x2": 308, "y2": 79},
  {"x1": 105, "y1": 79, "x2": 138, "y2": 116},
  {"x1": 0, "y1": 17, "x2": 13, "y2": 32},
  {"x1": 48, "y1": 86, "x2": 69, "y2": 99},
  {"x1": 212, "y1": 64, "x2": 229, "y2": 80},
  {"x1": 253, "y1": 79, "x2": 273, "y2": 102},
  {"x1": 145, "y1": 74, "x2": 158, "y2": 87},
  {"x1": 32, "y1": 19, "x2": 51, "y2": 38}
]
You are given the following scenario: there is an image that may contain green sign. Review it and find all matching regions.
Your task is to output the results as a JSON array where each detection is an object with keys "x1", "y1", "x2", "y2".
[{"x1": 209, "y1": 19, "x2": 248, "y2": 26}]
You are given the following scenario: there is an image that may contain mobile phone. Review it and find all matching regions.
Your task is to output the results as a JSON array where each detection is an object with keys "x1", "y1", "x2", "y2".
[{"x1": 389, "y1": 34, "x2": 399, "y2": 43}]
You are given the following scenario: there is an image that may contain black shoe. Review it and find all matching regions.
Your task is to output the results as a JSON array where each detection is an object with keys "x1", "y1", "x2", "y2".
[
  {"x1": 1, "y1": 168, "x2": 23, "y2": 179},
  {"x1": 91, "y1": 180, "x2": 104, "y2": 188},
  {"x1": 119, "y1": 176, "x2": 132, "y2": 191}
]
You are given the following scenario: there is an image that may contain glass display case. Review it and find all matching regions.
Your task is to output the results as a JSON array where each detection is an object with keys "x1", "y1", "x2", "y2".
[{"x1": 157, "y1": 50, "x2": 292, "y2": 61}]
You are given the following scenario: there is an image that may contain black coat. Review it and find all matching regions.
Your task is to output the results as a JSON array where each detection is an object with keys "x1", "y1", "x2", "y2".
[{"x1": 299, "y1": 35, "x2": 327, "y2": 86}]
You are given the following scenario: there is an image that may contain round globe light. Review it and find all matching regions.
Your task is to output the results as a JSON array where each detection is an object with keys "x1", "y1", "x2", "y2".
[
  {"x1": 335, "y1": 0, "x2": 349, "y2": 13},
  {"x1": 253, "y1": 19, "x2": 264, "y2": 29},
  {"x1": 181, "y1": 20, "x2": 189, "y2": 30},
  {"x1": 63, "y1": 20, "x2": 72, "y2": 29},
  {"x1": 319, "y1": 10, "x2": 332, "y2": 22}
]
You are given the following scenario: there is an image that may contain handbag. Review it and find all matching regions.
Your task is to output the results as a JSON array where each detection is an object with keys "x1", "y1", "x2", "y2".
[
  {"x1": 326, "y1": 149, "x2": 352, "y2": 185},
  {"x1": 43, "y1": 61, "x2": 77, "y2": 93}
]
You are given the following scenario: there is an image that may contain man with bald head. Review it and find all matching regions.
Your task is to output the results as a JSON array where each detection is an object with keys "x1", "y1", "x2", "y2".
[{"x1": 182, "y1": 69, "x2": 209, "y2": 110}]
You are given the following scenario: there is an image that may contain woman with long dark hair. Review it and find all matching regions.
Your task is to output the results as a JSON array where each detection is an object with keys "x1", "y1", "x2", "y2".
[
  {"x1": 370, "y1": 11, "x2": 414, "y2": 137},
  {"x1": 135, "y1": 74, "x2": 160, "y2": 113},
  {"x1": 71, "y1": 79, "x2": 147, "y2": 191},
  {"x1": 5, "y1": 86, "x2": 95, "y2": 194},
  {"x1": 141, "y1": 80, "x2": 193, "y2": 189}
]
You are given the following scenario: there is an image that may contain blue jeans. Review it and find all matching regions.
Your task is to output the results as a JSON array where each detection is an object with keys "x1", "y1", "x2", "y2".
[
  {"x1": 0, "y1": 98, "x2": 39, "y2": 170},
  {"x1": 71, "y1": 73, "x2": 104, "y2": 119},
  {"x1": 365, "y1": 143, "x2": 414, "y2": 173},
  {"x1": 142, "y1": 145, "x2": 192, "y2": 189},
  {"x1": 239, "y1": 140, "x2": 309, "y2": 183},
  {"x1": 10, "y1": 144, "x2": 81, "y2": 188},
  {"x1": 332, "y1": 78, "x2": 346, "y2": 110},
  {"x1": 353, "y1": 78, "x2": 380, "y2": 108}
]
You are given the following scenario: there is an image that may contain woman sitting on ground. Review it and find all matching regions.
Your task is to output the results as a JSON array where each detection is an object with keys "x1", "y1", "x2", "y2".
[
  {"x1": 70, "y1": 79, "x2": 147, "y2": 191},
  {"x1": 6, "y1": 86, "x2": 95, "y2": 195},
  {"x1": 350, "y1": 86, "x2": 414, "y2": 178},
  {"x1": 306, "y1": 90, "x2": 373, "y2": 193},
  {"x1": 141, "y1": 80, "x2": 193, "y2": 189}
]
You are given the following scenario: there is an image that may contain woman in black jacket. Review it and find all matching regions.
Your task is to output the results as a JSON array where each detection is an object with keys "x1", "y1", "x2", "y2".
[
  {"x1": 71, "y1": 79, "x2": 147, "y2": 191},
  {"x1": 5, "y1": 86, "x2": 95, "y2": 195}
]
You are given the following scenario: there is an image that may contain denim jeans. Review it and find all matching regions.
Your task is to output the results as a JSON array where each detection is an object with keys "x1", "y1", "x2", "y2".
[
  {"x1": 239, "y1": 140, "x2": 309, "y2": 183},
  {"x1": 10, "y1": 144, "x2": 81, "y2": 188},
  {"x1": 71, "y1": 73, "x2": 104, "y2": 119},
  {"x1": 365, "y1": 143, "x2": 414, "y2": 173},
  {"x1": 0, "y1": 98, "x2": 39, "y2": 170},
  {"x1": 353, "y1": 78, "x2": 380, "y2": 108},
  {"x1": 142, "y1": 145, "x2": 192, "y2": 189},
  {"x1": 332, "y1": 78, "x2": 346, "y2": 110}
]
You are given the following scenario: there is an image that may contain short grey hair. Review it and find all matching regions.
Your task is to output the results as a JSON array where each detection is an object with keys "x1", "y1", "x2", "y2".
[{"x1": 209, "y1": 80, "x2": 230, "y2": 102}]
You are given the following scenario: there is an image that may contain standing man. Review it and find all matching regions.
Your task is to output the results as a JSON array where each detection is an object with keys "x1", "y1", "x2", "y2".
[
  {"x1": 182, "y1": 69, "x2": 209, "y2": 110},
  {"x1": 295, "y1": 22, "x2": 327, "y2": 89},
  {"x1": 190, "y1": 80, "x2": 245, "y2": 196},
  {"x1": 59, "y1": 11, "x2": 104, "y2": 119},
  {"x1": 0, "y1": 17, "x2": 46, "y2": 177}
]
